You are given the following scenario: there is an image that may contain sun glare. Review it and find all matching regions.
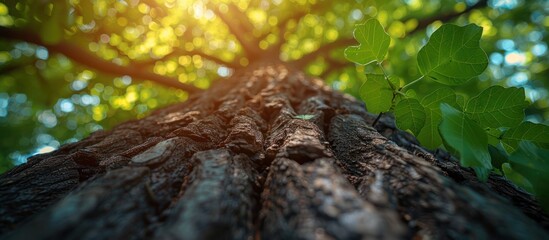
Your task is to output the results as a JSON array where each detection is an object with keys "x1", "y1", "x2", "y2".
[{"x1": 36, "y1": 146, "x2": 56, "y2": 154}]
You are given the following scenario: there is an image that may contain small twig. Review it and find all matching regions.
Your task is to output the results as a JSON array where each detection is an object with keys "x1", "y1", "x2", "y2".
[
  {"x1": 372, "y1": 112, "x2": 383, "y2": 128},
  {"x1": 132, "y1": 48, "x2": 240, "y2": 69},
  {"x1": 377, "y1": 62, "x2": 397, "y2": 90},
  {"x1": 401, "y1": 75, "x2": 425, "y2": 90}
]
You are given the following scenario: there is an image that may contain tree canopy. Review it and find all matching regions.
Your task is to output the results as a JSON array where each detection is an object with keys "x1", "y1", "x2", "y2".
[{"x1": 0, "y1": 0, "x2": 548, "y2": 173}]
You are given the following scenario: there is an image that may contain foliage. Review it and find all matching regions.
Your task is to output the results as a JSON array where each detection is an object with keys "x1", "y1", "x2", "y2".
[
  {"x1": 346, "y1": 18, "x2": 549, "y2": 210},
  {"x1": 507, "y1": 141, "x2": 549, "y2": 209},
  {"x1": 344, "y1": 18, "x2": 390, "y2": 65},
  {"x1": 417, "y1": 24, "x2": 488, "y2": 85}
]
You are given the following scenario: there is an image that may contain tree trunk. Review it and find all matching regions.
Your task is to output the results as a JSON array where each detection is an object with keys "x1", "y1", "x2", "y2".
[{"x1": 0, "y1": 63, "x2": 547, "y2": 239}]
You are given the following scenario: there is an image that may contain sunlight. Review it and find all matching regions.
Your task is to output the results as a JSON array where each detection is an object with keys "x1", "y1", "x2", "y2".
[
  {"x1": 36, "y1": 146, "x2": 56, "y2": 154},
  {"x1": 504, "y1": 51, "x2": 527, "y2": 66}
]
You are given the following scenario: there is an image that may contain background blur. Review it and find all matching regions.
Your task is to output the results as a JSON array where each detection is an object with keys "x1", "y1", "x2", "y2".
[{"x1": 0, "y1": 0, "x2": 548, "y2": 172}]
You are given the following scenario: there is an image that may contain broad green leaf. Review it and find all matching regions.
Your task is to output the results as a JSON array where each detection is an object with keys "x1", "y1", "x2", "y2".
[
  {"x1": 439, "y1": 103, "x2": 492, "y2": 180},
  {"x1": 394, "y1": 98, "x2": 425, "y2": 135},
  {"x1": 508, "y1": 141, "x2": 549, "y2": 211},
  {"x1": 488, "y1": 144, "x2": 508, "y2": 169},
  {"x1": 465, "y1": 86, "x2": 526, "y2": 128},
  {"x1": 473, "y1": 166, "x2": 491, "y2": 182},
  {"x1": 417, "y1": 24, "x2": 488, "y2": 85},
  {"x1": 501, "y1": 121, "x2": 549, "y2": 152},
  {"x1": 360, "y1": 74, "x2": 393, "y2": 114},
  {"x1": 502, "y1": 163, "x2": 534, "y2": 193},
  {"x1": 404, "y1": 89, "x2": 417, "y2": 98},
  {"x1": 486, "y1": 128, "x2": 504, "y2": 146},
  {"x1": 417, "y1": 110, "x2": 442, "y2": 149},
  {"x1": 456, "y1": 94, "x2": 466, "y2": 110},
  {"x1": 345, "y1": 18, "x2": 390, "y2": 65},
  {"x1": 417, "y1": 88, "x2": 457, "y2": 149},
  {"x1": 421, "y1": 87, "x2": 457, "y2": 109}
]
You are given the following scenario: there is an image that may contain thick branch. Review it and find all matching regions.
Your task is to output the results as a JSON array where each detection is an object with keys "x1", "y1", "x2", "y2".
[
  {"x1": 85, "y1": 25, "x2": 237, "y2": 69},
  {"x1": 408, "y1": 0, "x2": 488, "y2": 34},
  {"x1": 207, "y1": 3, "x2": 262, "y2": 59},
  {"x1": 0, "y1": 26, "x2": 202, "y2": 93},
  {"x1": 226, "y1": 3, "x2": 255, "y2": 36},
  {"x1": 133, "y1": 48, "x2": 241, "y2": 69}
]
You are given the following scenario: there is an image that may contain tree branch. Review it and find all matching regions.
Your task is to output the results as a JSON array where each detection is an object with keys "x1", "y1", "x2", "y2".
[
  {"x1": 0, "y1": 26, "x2": 202, "y2": 93},
  {"x1": 226, "y1": 3, "x2": 256, "y2": 36},
  {"x1": 132, "y1": 48, "x2": 241, "y2": 69},
  {"x1": 83, "y1": 24, "x2": 237, "y2": 69},
  {"x1": 207, "y1": 3, "x2": 262, "y2": 59},
  {"x1": 407, "y1": 0, "x2": 488, "y2": 34}
]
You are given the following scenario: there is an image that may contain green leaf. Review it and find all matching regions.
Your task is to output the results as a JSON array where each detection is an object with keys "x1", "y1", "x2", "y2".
[
  {"x1": 394, "y1": 98, "x2": 425, "y2": 135},
  {"x1": 404, "y1": 89, "x2": 417, "y2": 98},
  {"x1": 293, "y1": 114, "x2": 315, "y2": 120},
  {"x1": 439, "y1": 103, "x2": 492, "y2": 180},
  {"x1": 501, "y1": 121, "x2": 549, "y2": 152},
  {"x1": 417, "y1": 88, "x2": 457, "y2": 149},
  {"x1": 508, "y1": 141, "x2": 549, "y2": 211},
  {"x1": 465, "y1": 86, "x2": 526, "y2": 128},
  {"x1": 345, "y1": 18, "x2": 391, "y2": 65},
  {"x1": 502, "y1": 163, "x2": 534, "y2": 193},
  {"x1": 456, "y1": 94, "x2": 466, "y2": 110},
  {"x1": 486, "y1": 127, "x2": 503, "y2": 146},
  {"x1": 421, "y1": 88, "x2": 458, "y2": 109},
  {"x1": 360, "y1": 74, "x2": 393, "y2": 114},
  {"x1": 417, "y1": 111, "x2": 442, "y2": 149},
  {"x1": 417, "y1": 24, "x2": 488, "y2": 85},
  {"x1": 488, "y1": 144, "x2": 509, "y2": 169},
  {"x1": 473, "y1": 166, "x2": 491, "y2": 182}
]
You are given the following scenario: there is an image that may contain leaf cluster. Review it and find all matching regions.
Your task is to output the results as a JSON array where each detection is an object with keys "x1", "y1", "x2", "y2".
[{"x1": 346, "y1": 19, "x2": 549, "y2": 211}]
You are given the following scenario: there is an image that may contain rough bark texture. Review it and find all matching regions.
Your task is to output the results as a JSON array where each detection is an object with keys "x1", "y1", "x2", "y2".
[{"x1": 0, "y1": 63, "x2": 548, "y2": 239}]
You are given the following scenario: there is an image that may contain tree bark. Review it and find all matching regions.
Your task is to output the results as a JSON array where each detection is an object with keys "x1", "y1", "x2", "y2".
[{"x1": 0, "y1": 63, "x2": 548, "y2": 239}]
